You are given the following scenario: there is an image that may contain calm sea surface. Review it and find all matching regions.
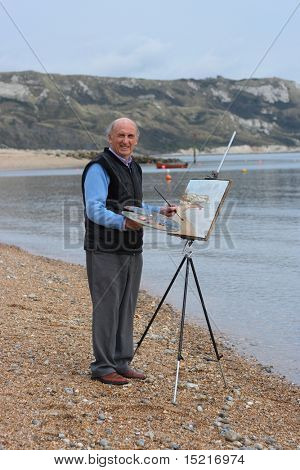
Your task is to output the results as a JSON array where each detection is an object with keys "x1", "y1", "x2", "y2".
[{"x1": 0, "y1": 152, "x2": 299, "y2": 384}]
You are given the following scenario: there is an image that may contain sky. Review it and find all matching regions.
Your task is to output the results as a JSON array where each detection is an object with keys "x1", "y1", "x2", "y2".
[{"x1": 0, "y1": 0, "x2": 299, "y2": 82}]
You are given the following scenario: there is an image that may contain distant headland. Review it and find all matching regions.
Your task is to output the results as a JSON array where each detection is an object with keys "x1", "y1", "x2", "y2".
[{"x1": 0, "y1": 71, "x2": 300, "y2": 155}]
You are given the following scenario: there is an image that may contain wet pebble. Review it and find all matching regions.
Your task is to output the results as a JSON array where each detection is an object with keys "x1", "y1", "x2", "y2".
[
  {"x1": 232, "y1": 441, "x2": 243, "y2": 448},
  {"x1": 28, "y1": 293, "x2": 38, "y2": 300},
  {"x1": 136, "y1": 439, "x2": 145, "y2": 447},
  {"x1": 170, "y1": 442, "x2": 180, "y2": 450},
  {"x1": 145, "y1": 376, "x2": 155, "y2": 384},
  {"x1": 140, "y1": 398, "x2": 151, "y2": 405},
  {"x1": 221, "y1": 430, "x2": 241, "y2": 442},
  {"x1": 148, "y1": 334, "x2": 164, "y2": 341},
  {"x1": 222, "y1": 404, "x2": 230, "y2": 411},
  {"x1": 164, "y1": 349, "x2": 173, "y2": 355},
  {"x1": 98, "y1": 413, "x2": 106, "y2": 421},
  {"x1": 32, "y1": 419, "x2": 42, "y2": 426},
  {"x1": 186, "y1": 382, "x2": 199, "y2": 390},
  {"x1": 182, "y1": 423, "x2": 195, "y2": 432},
  {"x1": 145, "y1": 431, "x2": 155, "y2": 439},
  {"x1": 99, "y1": 438, "x2": 109, "y2": 448},
  {"x1": 196, "y1": 405, "x2": 204, "y2": 412},
  {"x1": 226, "y1": 396, "x2": 234, "y2": 402},
  {"x1": 264, "y1": 436, "x2": 276, "y2": 445},
  {"x1": 243, "y1": 437, "x2": 252, "y2": 447},
  {"x1": 213, "y1": 440, "x2": 223, "y2": 447},
  {"x1": 198, "y1": 394, "x2": 208, "y2": 401},
  {"x1": 82, "y1": 398, "x2": 93, "y2": 404},
  {"x1": 219, "y1": 418, "x2": 230, "y2": 425},
  {"x1": 64, "y1": 387, "x2": 75, "y2": 395},
  {"x1": 254, "y1": 443, "x2": 264, "y2": 450},
  {"x1": 261, "y1": 365, "x2": 273, "y2": 373},
  {"x1": 214, "y1": 421, "x2": 222, "y2": 428},
  {"x1": 203, "y1": 356, "x2": 214, "y2": 362}
]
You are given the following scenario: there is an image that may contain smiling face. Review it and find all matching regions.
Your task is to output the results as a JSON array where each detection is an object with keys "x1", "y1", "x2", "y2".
[{"x1": 108, "y1": 118, "x2": 139, "y2": 159}]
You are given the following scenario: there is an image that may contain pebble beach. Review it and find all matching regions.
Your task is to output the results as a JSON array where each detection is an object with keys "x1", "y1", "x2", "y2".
[{"x1": 0, "y1": 243, "x2": 299, "y2": 450}]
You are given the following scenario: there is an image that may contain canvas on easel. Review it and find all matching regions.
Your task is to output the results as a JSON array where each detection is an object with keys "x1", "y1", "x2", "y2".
[
  {"x1": 122, "y1": 178, "x2": 231, "y2": 241},
  {"x1": 175, "y1": 178, "x2": 232, "y2": 240}
]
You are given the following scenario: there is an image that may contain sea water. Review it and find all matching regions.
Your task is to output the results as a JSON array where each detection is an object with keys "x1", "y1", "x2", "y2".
[{"x1": 0, "y1": 153, "x2": 299, "y2": 384}]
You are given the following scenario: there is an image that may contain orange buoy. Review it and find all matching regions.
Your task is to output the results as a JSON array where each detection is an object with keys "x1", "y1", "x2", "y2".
[{"x1": 165, "y1": 173, "x2": 172, "y2": 182}]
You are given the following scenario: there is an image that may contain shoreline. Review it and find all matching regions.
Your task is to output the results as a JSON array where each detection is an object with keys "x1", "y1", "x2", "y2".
[
  {"x1": 0, "y1": 147, "x2": 300, "y2": 171},
  {"x1": 0, "y1": 243, "x2": 299, "y2": 450},
  {"x1": 174, "y1": 144, "x2": 300, "y2": 157},
  {"x1": 0, "y1": 149, "x2": 90, "y2": 171}
]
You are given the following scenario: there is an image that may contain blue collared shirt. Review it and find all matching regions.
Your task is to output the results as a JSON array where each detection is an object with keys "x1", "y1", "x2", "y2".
[{"x1": 84, "y1": 150, "x2": 160, "y2": 230}]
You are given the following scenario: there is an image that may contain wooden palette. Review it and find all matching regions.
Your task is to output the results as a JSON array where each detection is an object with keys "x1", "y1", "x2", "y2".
[{"x1": 122, "y1": 207, "x2": 181, "y2": 232}]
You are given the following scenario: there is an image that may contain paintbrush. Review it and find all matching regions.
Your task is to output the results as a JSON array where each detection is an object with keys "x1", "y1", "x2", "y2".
[{"x1": 154, "y1": 186, "x2": 184, "y2": 221}]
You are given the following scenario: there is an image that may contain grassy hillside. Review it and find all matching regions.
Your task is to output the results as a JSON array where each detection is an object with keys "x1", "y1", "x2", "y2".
[{"x1": 0, "y1": 71, "x2": 299, "y2": 153}]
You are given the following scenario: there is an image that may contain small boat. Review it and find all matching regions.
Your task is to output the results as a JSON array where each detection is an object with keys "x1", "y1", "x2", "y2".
[{"x1": 156, "y1": 161, "x2": 188, "y2": 169}]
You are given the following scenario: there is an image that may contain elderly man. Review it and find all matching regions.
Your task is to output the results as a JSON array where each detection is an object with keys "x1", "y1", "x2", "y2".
[{"x1": 82, "y1": 117, "x2": 176, "y2": 385}]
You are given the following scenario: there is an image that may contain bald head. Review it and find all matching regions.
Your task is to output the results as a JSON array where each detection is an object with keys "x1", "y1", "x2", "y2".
[
  {"x1": 107, "y1": 117, "x2": 139, "y2": 159},
  {"x1": 106, "y1": 118, "x2": 140, "y2": 139}
]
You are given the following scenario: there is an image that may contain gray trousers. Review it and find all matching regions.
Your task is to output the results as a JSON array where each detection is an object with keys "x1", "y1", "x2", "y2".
[{"x1": 86, "y1": 251, "x2": 143, "y2": 377}]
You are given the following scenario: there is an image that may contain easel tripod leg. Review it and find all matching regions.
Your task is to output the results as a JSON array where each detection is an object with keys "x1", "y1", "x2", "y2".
[
  {"x1": 133, "y1": 255, "x2": 187, "y2": 358},
  {"x1": 189, "y1": 258, "x2": 227, "y2": 388},
  {"x1": 172, "y1": 258, "x2": 190, "y2": 404}
]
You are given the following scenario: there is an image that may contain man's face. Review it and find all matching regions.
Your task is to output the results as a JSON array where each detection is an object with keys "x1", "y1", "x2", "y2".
[{"x1": 108, "y1": 120, "x2": 138, "y2": 159}]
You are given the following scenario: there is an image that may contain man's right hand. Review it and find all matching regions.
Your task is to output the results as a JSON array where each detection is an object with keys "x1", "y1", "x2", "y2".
[{"x1": 125, "y1": 218, "x2": 142, "y2": 230}]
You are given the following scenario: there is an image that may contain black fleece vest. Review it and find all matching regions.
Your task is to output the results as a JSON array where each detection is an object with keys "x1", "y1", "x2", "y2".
[{"x1": 82, "y1": 148, "x2": 143, "y2": 254}]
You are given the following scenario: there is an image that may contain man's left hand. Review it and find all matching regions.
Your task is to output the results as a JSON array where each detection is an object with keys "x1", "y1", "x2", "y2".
[{"x1": 160, "y1": 205, "x2": 177, "y2": 217}]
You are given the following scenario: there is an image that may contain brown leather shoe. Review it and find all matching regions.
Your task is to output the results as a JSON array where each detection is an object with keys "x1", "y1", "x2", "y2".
[
  {"x1": 92, "y1": 372, "x2": 129, "y2": 385},
  {"x1": 119, "y1": 368, "x2": 146, "y2": 380}
]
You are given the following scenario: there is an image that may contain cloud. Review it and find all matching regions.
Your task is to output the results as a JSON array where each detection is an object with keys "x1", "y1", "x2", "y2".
[
  {"x1": 86, "y1": 38, "x2": 244, "y2": 80},
  {"x1": 87, "y1": 35, "x2": 172, "y2": 78}
]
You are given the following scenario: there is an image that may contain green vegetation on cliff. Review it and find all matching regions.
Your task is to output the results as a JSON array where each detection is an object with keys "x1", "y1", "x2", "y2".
[{"x1": 0, "y1": 71, "x2": 299, "y2": 152}]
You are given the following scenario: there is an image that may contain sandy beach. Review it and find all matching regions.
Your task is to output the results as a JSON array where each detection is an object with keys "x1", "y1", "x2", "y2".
[
  {"x1": 0, "y1": 149, "x2": 90, "y2": 171},
  {"x1": 0, "y1": 243, "x2": 299, "y2": 450}
]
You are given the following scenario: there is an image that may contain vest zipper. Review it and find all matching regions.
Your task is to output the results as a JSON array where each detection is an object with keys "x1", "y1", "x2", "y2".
[{"x1": 128, "y1": 165, "x2": 137, "y2": 203}]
